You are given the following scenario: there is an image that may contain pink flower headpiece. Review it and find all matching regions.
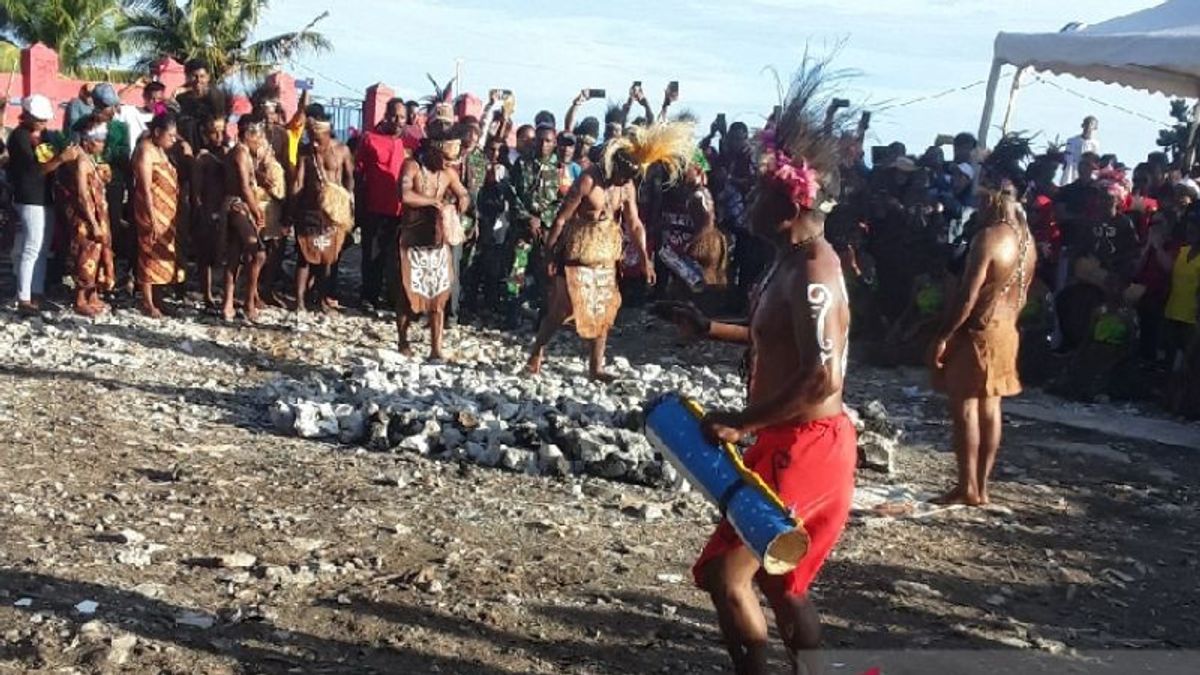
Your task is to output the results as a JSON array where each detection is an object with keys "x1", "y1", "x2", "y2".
[
  {"x1": 1096, "y1": 168, "x2": 1130, "y2": 204},
  {"x1": 759, "y1": 127, "x2": 824, "y2": 211}
]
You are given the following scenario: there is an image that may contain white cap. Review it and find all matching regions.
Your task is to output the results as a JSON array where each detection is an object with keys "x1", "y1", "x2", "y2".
[{"x1": 22, "y1": 94, "x2": 53, "y2": 122}]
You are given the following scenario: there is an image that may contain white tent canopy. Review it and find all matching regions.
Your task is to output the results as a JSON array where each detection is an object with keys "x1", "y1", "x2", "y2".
[{"x1": 978, "y1": 0, "x2": 1200, "y2": 146}]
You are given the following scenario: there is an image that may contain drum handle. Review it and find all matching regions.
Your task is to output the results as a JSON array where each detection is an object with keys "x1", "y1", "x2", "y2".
[{"x1": 680, "y1": 397, "x2": 797, "y2": 521}]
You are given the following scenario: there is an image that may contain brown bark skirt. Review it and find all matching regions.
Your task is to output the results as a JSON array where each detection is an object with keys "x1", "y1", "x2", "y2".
[
  {"x1": 564, "y1": 264, "x2": 622, "y2": 339},
  {"x1": 398, "y1": 245, "x2": 453, "y2": 316},
  {"x1": 296, "y1": 211, "x2": 346, "y2": 266},
  {"x1": 932, "y1": 318, "x2": 1023, "y2": 399}
]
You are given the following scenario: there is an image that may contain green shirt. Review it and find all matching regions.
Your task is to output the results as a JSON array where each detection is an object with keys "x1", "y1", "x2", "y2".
[
  {"x1": 461, "y1": 148, "x2": 489, "y2": 232},
  {"x1": 102, "y1": 119, "x2": 132, "y2": 186},
  {"x1": 512, "y1": 154, "x2": 562, "y2": 228}
]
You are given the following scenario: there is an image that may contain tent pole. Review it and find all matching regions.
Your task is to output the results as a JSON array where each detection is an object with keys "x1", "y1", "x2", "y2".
[
  {"x1": 977, "y1": 58, "x2": 1004, "y2": 148},
  {"x1": 1000, "y1": 67, "x2": 1030, "y2": 137}
]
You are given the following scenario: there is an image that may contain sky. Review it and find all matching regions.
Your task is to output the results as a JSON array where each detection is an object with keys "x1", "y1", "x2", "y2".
[{"x1": 256, "y1": 0, "x2": 1180, "y2": 163}]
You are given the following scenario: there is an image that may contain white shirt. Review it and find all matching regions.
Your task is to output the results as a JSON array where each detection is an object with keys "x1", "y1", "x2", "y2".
[
  {"x1": 1061, "y1": 134, "x2": 1100, "y2": 185},
  {"x1": 117, "y1": 105, "x2": 155, "y2": 157}
]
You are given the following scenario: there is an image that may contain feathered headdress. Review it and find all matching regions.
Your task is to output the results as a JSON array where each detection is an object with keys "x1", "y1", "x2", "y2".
[
  {"x1": 755, "y1": 53, "x2": 851, "y2": 214},
  {"x1": 423, "y1": 73, "x2": 457, "y2": 122},
  {"x1": 601, "y1": 121, "x2": 696, "y2": 184}
]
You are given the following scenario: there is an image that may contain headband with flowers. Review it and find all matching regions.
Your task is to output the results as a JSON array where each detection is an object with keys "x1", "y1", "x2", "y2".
[{"x1": 758, "y1": 127, "x2": 825, "y2": 212}]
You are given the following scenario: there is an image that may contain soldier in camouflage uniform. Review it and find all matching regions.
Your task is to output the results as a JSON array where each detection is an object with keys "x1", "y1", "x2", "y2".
[{"x1": 508, "y1": 124, "x2": 562, "y2": 324}]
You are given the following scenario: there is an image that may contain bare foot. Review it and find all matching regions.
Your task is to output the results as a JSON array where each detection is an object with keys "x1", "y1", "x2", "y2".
[
  {"x1": 89, "y1": 298, "x2": 111, "y2": 314},
  {"x1": 245, "y1": 304, "x2": 260, "y2": 323},
  {"x1": 589, "y1": 371, "x2": 616, "y2": 383},
  {"x1": 526, "y1": 351, "x2": 543, "y2": 375},
  {"x1": 74, "y1": 302, "x2": 99, "y2": 317},
  {"x1": 140, "y1": 303, "x2": 164, "y2": 319},
  {"x1": 320, "y1": 302, "x2": 340, "y2": 316},
  {"x1": 931, "y1": 486, "x2": 982, "y2": 507},
  {"x1": 397, "y1": 342, "x2": 413, "y2": 357},
  {"x1": 263, "y1": 291, "x2": 287, "y2": 309},
  {"x1": 222, "y1": 304, "x2": 237, "y2": 322}
]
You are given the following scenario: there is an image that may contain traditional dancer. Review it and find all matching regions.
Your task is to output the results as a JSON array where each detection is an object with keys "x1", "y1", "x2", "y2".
[
  {"x1": 931, "y1": 184, "x2": 1035, "y2": 506},
  {"x1": 527, "y1": 123, "x2": 698, "y2": 380},
  {"x1": 396, "y1": 119, "x2": 469, "y2": 358},
  {"x1": 660, "y1": 62, "x2": 856, "y2": 673},
  {"x1": 656, "y1": 150, "x2": 727, "y2": 298},
  {"x1": 59, "y1": 116, "x2": 115, "y2": 316},
  {"x1": 131, "y1": 114, "x2": 182, "y2": 318},
  {"x1": 221, "y1": 115, "x2": 269, "y2": 322},
  {"x1": 292, "y1": 114, "x2": 354, "y2": 313},
  {"x1": 191, "y1": 116, "x2": 228, "y2": 308}
]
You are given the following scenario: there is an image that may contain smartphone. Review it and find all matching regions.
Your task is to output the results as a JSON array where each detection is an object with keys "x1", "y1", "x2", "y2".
[
  {"x1": 502, "y1": 89, "x2": 513, "y2": 97},
  {"x1": 832, "y1": 97, "x2": 850, "y2": 108},
  {"x1": 934, "y1": 133, "x2": 955, "y2": 146},
  {"x1": 587, "y1": 88, "x2": 606, "y2": 99},
  {"x1": 859, "y1": 111, "x2": 872, "y2": 129},
  {"x1": 772, "y1": 105, "x2": 782, "y2": 121},
  {"x1": 296, "y1": 78, "x2": 314, "y2": 92},
  {"x1": 633, "y1": 81, "x2": 642, "y2": 89},
  {"x1": 870, "y1": 145, "x2": 891, "y2": 167},
  {"x1": 668, "y1": 81, "x2": 679, "y2": 96},
  {"x1": 715, "y1": 113, "x2": 727, "y2": 133}
]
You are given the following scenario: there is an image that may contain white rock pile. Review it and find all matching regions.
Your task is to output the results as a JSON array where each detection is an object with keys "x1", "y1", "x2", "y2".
[
  {"x1": 265, "y1": 346, "x2": 751, "y2": 488},
  {"x1": 266, "y1": 338, "x2": 906, "y2": 486}
]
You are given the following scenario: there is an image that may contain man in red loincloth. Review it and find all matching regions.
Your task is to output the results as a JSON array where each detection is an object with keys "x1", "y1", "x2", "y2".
[{"x1": 662, "y1": 62, "x2": 857, "y2": 674}]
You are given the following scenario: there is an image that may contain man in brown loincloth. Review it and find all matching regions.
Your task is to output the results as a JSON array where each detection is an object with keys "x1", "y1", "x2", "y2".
[
  {"x1": 191, "y1": 116, "x2": 229, "y2": 308},
  {"x1": 658, "y1": 65, "x2": 857, "y2": 673},
  {"x1": 396, "y1": 119, "x2": 470, "y2": 359},
  {"x1": 931, "y1": 184, "x2": 1035, "y2": 506},
  {"x1": 221, "y1": 115, "x2": 270, "y2": 322},
  {"x1": 59, "y1": 115, "x2": 116, "y2": 316},
  {"x1": 292, "y1": 114, "x2": 354, "y2": 313},
  {"x1": 526, "y1": 124, "x2": 703, "y2": 380}
]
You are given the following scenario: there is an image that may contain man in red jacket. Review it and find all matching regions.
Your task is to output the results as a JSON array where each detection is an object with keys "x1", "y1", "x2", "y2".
[{"x1": 356, "y1": 98, "x2": 420, "y2": 310}]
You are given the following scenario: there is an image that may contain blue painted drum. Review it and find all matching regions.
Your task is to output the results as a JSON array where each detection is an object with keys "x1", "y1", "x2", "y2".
[{"x1": 643, "y1": 392, "x2": 810, "y2": 574}]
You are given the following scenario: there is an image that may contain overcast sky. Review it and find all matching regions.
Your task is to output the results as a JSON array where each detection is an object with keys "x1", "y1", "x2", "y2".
[{"x1": 258, "y1": 0, "x2": 1177, "y2": 163}]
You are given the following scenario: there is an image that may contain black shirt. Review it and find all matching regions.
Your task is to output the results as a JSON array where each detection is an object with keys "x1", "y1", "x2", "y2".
[{"x1": 6, "y1": 127, "x2": 50, "y2": 206}]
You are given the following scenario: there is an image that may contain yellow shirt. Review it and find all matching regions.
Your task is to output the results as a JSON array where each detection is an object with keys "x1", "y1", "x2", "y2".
[
  {"x1": 287, "y1": 124, "x2": 304, "y2": 168},
  {"x1": 1165, "y1": 245, "x2": 1200, "y2": 325}
]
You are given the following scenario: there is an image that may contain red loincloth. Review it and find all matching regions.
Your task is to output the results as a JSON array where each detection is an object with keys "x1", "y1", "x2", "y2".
[{"x1": 692, "y1": 414, "x2": 857, "y2": 598}]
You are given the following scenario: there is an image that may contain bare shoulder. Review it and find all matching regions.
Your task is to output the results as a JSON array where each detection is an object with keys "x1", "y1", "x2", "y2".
[{"x1": 802, "y1": 239, "x2": 844, "y2": 283}]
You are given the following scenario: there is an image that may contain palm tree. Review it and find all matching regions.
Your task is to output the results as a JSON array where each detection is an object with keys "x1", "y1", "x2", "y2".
[
  {"x1": 120, "y1": 0, "x2": 330, "y2": 82},
  {"x1": 0, "y1": 0, "x2": 127, "y2": 76}
]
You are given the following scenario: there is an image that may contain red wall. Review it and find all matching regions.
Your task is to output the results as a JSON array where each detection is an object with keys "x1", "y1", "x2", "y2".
[{"x1": 3, "y1": 43, "x2": 297, "y2": 131}]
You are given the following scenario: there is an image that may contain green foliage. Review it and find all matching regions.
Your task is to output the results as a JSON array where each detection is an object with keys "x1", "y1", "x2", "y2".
[
  {"x1": 119, "y1": 0, "x2": 331, "y2": 82},
  {"x1": 0, "y1": 0, "x2": 127, "y2": 76},
  {"x1": 1156, "y1": 98, "x2": 1196, "y2": 163}
]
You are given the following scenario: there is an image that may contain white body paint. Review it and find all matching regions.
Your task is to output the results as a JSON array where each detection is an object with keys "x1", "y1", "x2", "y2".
[
  {"x1": 807, "y1": 283, "x2": 835, "y2": 366},
  {"x1": 807, "y1": 275, "x2": 853, "y2": 377}
]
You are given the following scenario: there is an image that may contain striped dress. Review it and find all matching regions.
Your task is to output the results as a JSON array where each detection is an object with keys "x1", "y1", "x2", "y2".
[{"x1": 134, "y1": 150, "x2": 180, "y2": 285}]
